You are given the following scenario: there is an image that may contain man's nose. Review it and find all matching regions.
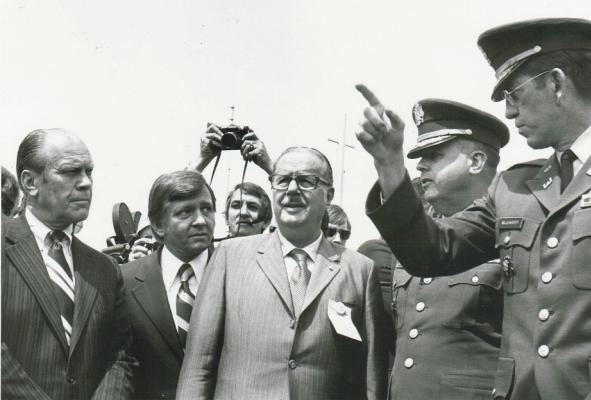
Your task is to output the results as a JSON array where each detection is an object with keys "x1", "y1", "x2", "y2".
[
  {"x1": 286, "y1": 178, "x2": 299, "y2": 193},
  {"x1": 78, "y1": 172, "x2": 92, "y2": 190},
  {"x1": 416, "y1": 159, "x2": 428, "y2": 172},
  {"x1": 192, "y1": 213, "x2": 206, "y2": 226},
  {"x1": 505, "y1": 101, "x2": 518, "y2": 120}
]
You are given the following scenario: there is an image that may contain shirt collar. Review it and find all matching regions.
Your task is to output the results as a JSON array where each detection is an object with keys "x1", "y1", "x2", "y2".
[
  {"x1": 556, "y1": 124, "x2": 591, "y2": 165},
  {"x1": 25, "y1": 207, "x2": 73, "y2": 248},
  {"x1": 161, "y1": 245, "x2": 208, "y2": 291},
  {"x1": 276, "y1": 229, "x2": 323, "y2": 262}
]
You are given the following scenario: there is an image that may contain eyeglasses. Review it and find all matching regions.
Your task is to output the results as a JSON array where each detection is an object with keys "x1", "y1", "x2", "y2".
[
  {"x1": 269, "y1": 173, "x2": 331, "y2": 191},
  {"x1": 503, "y1": 70, "x2": 552, "y2": 106},
  {"x1": 325, "y1": 227, "x2": 351, "y2": 240}
]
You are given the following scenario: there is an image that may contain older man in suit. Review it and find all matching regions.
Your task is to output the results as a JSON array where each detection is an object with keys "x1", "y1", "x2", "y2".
[
  {"x1": 176, "y1": 147, "x2": 388, "y2": 400},
  {"x1": 1, "y1": 129, "x2": 136, "y2": 399},
  {"x1": 122, "y1": 170, "x2": 216, "y2": 399}
]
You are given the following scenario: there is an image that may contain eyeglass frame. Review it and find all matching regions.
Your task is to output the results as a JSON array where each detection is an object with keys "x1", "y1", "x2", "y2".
[
  {"x1": 503, "y1": 70, "x2": 553, "y2": 106},
  {"x1": 268, "y1": 173, "x2": 332, "y2": 191},
  {"x1": 325, "y1": 227, "x2": 351, "y2": 240}
]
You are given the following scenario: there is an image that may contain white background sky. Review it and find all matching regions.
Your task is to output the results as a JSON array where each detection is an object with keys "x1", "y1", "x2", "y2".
[{"x1": 1, "y1": 0, "x2": 588, "y2": 250}]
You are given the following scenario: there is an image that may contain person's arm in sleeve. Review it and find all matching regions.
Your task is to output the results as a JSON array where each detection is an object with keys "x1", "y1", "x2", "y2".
[
  {"x1": 364, "y1": 262, "x2": 390, "y2": 400},
  {"x1": 92, "y1": 260, "x2": 138, "y2": 400},
  {"x1": 176, "y1": 244, "x2": 227, "y2": 400}
]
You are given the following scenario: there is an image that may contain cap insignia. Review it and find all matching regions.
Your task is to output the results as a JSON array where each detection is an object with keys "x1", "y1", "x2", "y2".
[{"x1": 412, "y1": 103, "x2": 425, "y2": 126}]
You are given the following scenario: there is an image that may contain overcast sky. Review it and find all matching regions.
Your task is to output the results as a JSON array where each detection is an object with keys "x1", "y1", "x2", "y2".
[{"x1": 1, "y1": 0, "x2": 588, "y2": 250}]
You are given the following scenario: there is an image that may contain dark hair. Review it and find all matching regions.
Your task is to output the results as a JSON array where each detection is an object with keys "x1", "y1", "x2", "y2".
[
  {"x1": 325, "y1": 204, "x2": 351, "y2": 230},
  {"x1": 16, "y1": 129, "x2": 49, "y2": 190},
  {"x1": 273, "y1": 147, "x2": 334, "y2": 186},
  {"x1": 224, "y1": 182, "x2": 272, "y2": 226},
  {"x1": 148, "y1": 170, "x2": 216, "y2": 235},
  {"x1": 517, "y1": 50, "x2": 591, "y2": 99},
  {"x1": 2, "y1": 166, "x2": 20, "y2": 216}
]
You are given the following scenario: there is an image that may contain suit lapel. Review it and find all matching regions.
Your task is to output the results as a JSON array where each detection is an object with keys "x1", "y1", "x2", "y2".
[
  {"x1": 553, "y1": 154, "x2": 591, "y2": 215},
  {"x1": 300, "y1": 237, "x2": 341, "y2": 315},
  {"x1": 255, "y1": 232, "x2": 295, "y2": 316},
  {"x1": 4, "y1": 216, "x2": 69, "y2": 354},
  {"x1": 526, "y1": 156, "x2": 561, "y2": 212},
  {"x1": 69, "y1": 237, "x2": 99, "y2": 355},
  {"x1": 131, "y1": 252, "x2": 183, "y2": 360}
]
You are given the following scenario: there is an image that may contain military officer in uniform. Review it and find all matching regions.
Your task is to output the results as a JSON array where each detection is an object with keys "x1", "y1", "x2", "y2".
[
  {"x1": 388, "y1": 99, "x2": 506, "y2": 399},
  {"x1": 356, "y1": 18, "x2": 591, "y2": 400}
]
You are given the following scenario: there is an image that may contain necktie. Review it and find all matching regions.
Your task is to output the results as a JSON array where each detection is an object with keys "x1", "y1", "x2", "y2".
[
  {"x1": 176, "y1": 263, "x2": 195, "y2": 348},
  {"x1": 560, "y1": 149, "x2": 576, "y2": 193},
  {"x1": 45, "y1": 231, "x2": 74, "y2": 345},
  {"x1": 289, "y1": 248, "x2": 311, "y2": 316}
]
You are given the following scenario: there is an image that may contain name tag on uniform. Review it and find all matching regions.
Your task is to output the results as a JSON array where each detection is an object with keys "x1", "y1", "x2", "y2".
[
  {"x1": 327, "y1": 300, "x2": 361, "y2": 341},
  {"x1": 499, "y1": 217, "x2": 524, "y2": 230},
  {"x1": 581, "y1": 191, "x2": 591, "y2": 208}
]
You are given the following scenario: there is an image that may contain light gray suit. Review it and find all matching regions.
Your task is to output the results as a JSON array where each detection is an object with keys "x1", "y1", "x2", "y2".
[{"x1": 176, "y1": 231, "x2": 388, "y2": 400}]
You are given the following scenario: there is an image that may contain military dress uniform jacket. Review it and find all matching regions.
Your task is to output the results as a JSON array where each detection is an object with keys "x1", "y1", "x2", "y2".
[
  {"x1": 367, "y1": 154, "x2": 591, "y2": 400},
  {"x1": 389, "y1": 262, "x2": 502, "y2": 400}
]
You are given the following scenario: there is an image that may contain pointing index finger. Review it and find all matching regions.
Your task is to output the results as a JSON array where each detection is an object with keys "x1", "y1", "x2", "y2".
[{"x1": 356, "y1": 84, "x2": 385, "y2": 115}]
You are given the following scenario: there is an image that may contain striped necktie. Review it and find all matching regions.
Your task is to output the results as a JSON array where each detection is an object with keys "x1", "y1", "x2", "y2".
[
  {"x1": 289, "y1": 248, "x2": 311, "y2": 317},
  {"x1": 45, "y1": 230, "x2": 74, "y2": 345},
  {"x1": 176, "y1": 263, "x2": 195, "y2": 349}
]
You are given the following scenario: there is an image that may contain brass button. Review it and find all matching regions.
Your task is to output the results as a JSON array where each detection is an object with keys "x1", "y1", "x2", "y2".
[
  {"x1": 409, "y1": 328, "x2": 418, "y2": 339},
  {"x1": 288, "y1": 360, "x2": 298, "y2": 369},
  {"x1": 416, "y1": 302, "x2": 425, "y2": 312},
  {"x1": 538, "y1": 309, "x2": 550, "y2": 321},
  {"x1": 541, "y1": 272, "x2": 553, "y2": 284},
  {"x1": 503, "y1": 235, "x2": 510, "y2": 244},
  {"x1": 546, "y1": 237, "x2": 559, "y2": 248},
  {"x1": 471, "y1": 275, "x2": 479, "y2": 283},
  {"x1": 422, "y1": 277, "x2": 432, "y2": 284},
  {"x1": 538, "y1": 345, "x2": 550, "y2": 358},
  {"x1": 404, "y1": 358, "x2": 414, "y2": 368}
]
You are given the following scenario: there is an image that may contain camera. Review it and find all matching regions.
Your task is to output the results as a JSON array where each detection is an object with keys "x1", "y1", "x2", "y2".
[{"x1": 220, "y1": 125, "x2": 252, "y2": 150}]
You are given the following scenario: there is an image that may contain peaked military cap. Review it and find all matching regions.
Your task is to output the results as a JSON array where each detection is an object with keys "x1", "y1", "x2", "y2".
[
  {"x1": 478, "y1": 18, "x2": 591, "y2": 101},
  {"x1": 407, "y1": 99, "x2": 509, "y2": 159}
]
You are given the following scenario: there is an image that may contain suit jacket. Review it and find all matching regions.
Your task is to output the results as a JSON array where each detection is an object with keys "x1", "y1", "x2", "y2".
[
  {"x1": 367, "y1": 154, "x2": 591, "y2": 400},
  {"x1": 121, "y1": 248, "x2": 211, "y2": 400},
  {"x1": 176, "y1": 231, "x2": 389, "y2": 400},
  {"x1": 1, "y1": 214, "x2": 136, "y2": 400},
  {"x1": 389, "y1": 262, "x2": 502, "y2": 400}
]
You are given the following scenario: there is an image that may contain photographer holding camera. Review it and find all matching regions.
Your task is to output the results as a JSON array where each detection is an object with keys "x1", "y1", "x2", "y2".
[{"x1": 188, "y1": 123, "x2": 273, "y2": 175}]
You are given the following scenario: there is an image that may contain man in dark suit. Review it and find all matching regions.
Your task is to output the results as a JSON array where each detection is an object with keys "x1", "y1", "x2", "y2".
[
  {"x1": 176, "y1": 147, "x2": 389, "y2": 400},
  {"x1": 121, "y1": 170, "x2": 216, "y2": 400},
  {"x1": 2, "y1": 128, "x2": 136, "y2": 399},
  {"x1": 356, "y1": 18, "x2": 591, "y2": 400}
]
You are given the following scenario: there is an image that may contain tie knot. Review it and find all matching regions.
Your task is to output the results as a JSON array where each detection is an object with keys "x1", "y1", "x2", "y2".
[
  {"x1": 290, "y1": 248, "x2": 308, "y2": 266},
  {"x1": 179, "y1": 263, "x2": 194, "y2": 283},
  {"x1": 47, "y1": 230, "x2": 69, "y2": 247},
  {"x1": 561, "y1": 149, "x2": 576, "y2": 164}
]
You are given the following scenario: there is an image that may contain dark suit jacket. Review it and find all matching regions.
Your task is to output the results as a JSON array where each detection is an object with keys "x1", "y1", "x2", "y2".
[
  {"x1": 176, "y1": 231, "x2": 389, "y2": 400},
  {"x1": 367, "y1": 155, "x2": 591, "y2": 400},
  {"x1": 1, "y1": 214, "x2": 136, "y2": 400},
  {"x1": 122, "y1": 248, "x2": 211, "y2": 400}
]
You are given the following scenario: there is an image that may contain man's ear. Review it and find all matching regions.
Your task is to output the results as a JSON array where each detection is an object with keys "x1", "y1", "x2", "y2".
[
  {"x1": 20, "y1": 169, "x2": 39, "y2": 197},
  {"x1": 150, "y1": 219, "x2": 166, "y2": 239},
  {"x1": 468, "y1": 151, "x2": 487, "y2": 175},
  {"x1": 326, "y1": 187, "x2": 335, "y2": 204},
  {"x1": 550, "y1": 68, "x2": 567, "y2": 104}
]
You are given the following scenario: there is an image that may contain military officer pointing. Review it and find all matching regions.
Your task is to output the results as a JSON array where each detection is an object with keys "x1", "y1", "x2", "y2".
[
  {"x1": 389, "y1": 99, "x2": 507, "y2": 399},
  {"x1": 356, "y1": 18, "x2": 591, "y2": 400}
]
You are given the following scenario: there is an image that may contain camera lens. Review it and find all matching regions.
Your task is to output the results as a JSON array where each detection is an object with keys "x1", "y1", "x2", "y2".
[{"x1": 221, "y1": 132, "x2": 240, "y2": 148}]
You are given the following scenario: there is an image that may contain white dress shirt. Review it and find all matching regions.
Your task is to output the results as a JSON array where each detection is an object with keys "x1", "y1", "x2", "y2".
[
  {"x1": 556, "y1": 124, "x2": 591, "y2": 176},
  {"x1": 26, "y1": 208, "x2": 75, "y2": 279},
  {"x1": 277, "y1": 230, "x2": 323, "y2": 278},
  {"x1": 160, "y1": 245, "x2": 208, "y2": 331}
]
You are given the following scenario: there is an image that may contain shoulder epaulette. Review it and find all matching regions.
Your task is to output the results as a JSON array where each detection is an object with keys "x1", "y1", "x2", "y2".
[{"x1": 507, "y1": 158, "x2": 547, "y2": 171}]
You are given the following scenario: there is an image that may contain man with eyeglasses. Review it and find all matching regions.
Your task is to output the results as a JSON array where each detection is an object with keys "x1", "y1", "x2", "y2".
[
  {"x1": 177, "y1": 146, "x2": 388, "y2": 400},
  {"x1": 357, "y1": 18, "x2": 591, "y2": 400}
]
